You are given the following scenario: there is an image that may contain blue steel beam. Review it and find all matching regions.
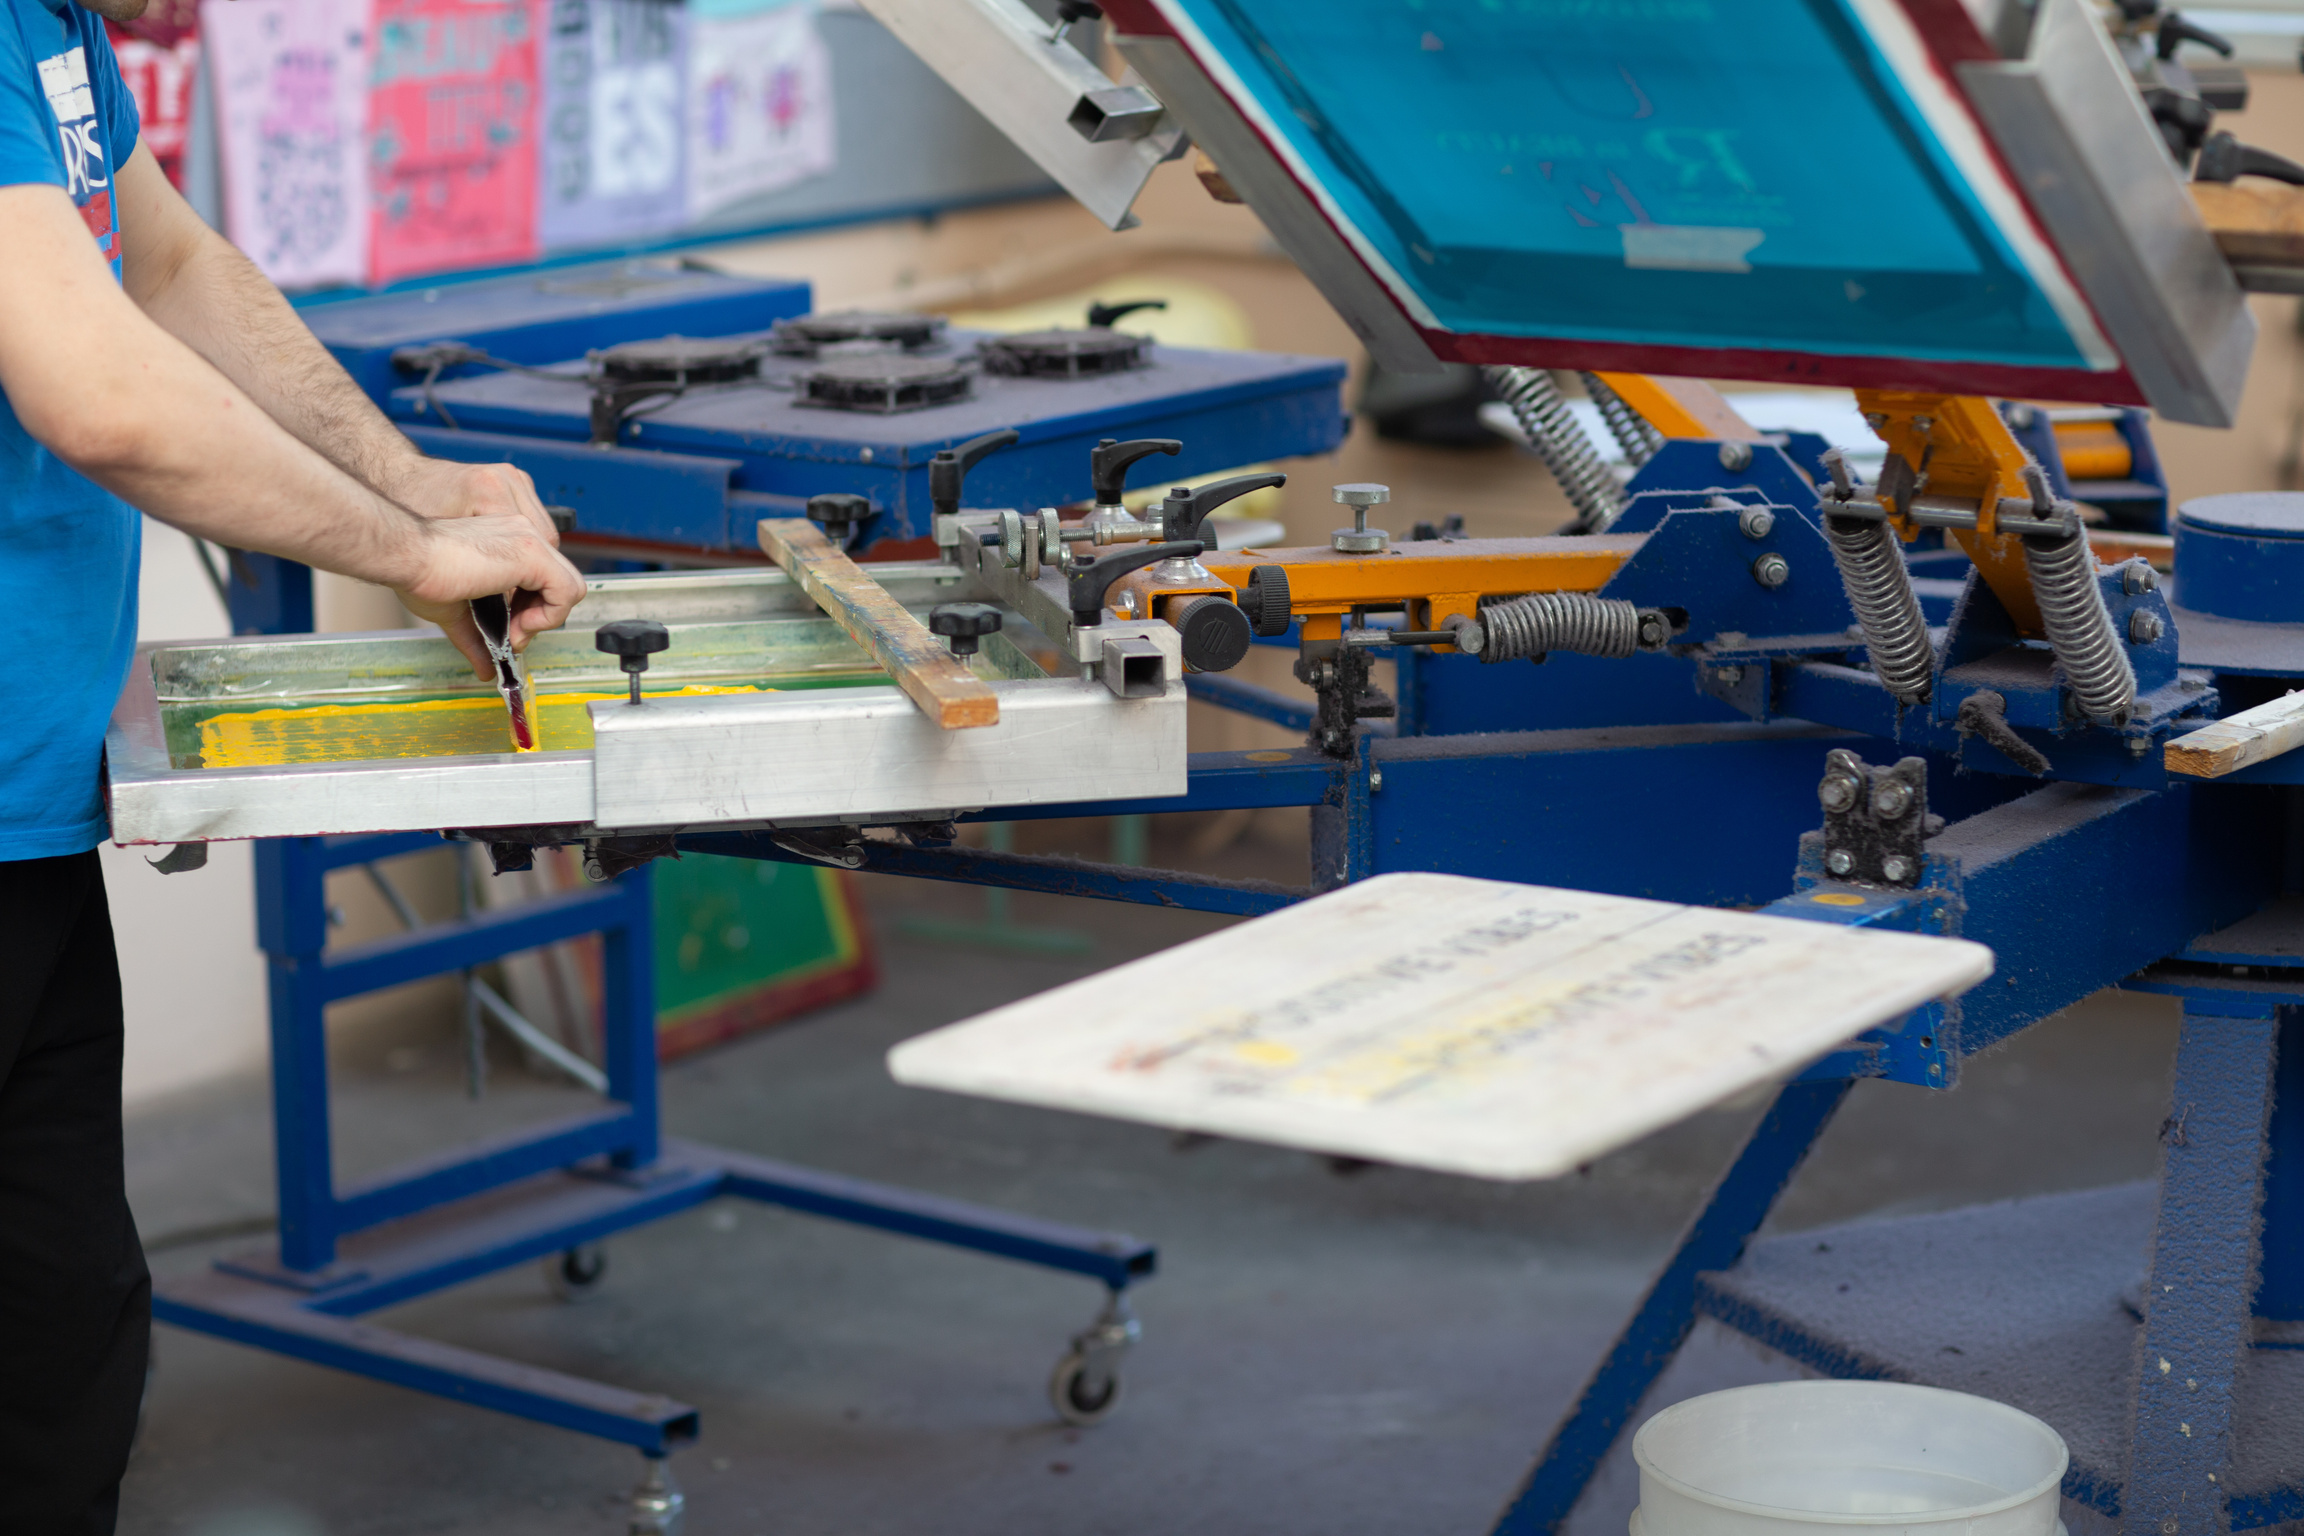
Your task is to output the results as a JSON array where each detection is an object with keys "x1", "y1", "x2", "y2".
[
  {"x1": 329, "y1": 1109, "x2": 645, "y2": 1240},
  {"x1": 319, "y1": 881, "x2": 644, "y2": 1003},
  {"x1": 1184, "y1": 674, "x2": 1316, "y2": 732},
  {"x1": 1492, "y1": 1079, "x2": 1855, "y2": 1536}
]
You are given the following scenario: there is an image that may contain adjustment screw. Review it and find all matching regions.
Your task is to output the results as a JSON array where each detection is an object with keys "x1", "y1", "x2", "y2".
[
  {"x1": 1718, "y1": 441, "x2": 1754, "y2": 472},
  {"x1": 1872, "y1": 780, "x2": 1914, "y2": 820},
  {"x1": 1331, "y1": 482, "x2": 1391, "y2": 555},
  {"x1": 1819, "y1": 777, "x2": 1858, "y2": 813},
  {"x1": 2129, "y1": 610, "x2": 2164, "y2": 645},
  {"x1": 1752, "y1": 552, "x2": 1790, "y2": 589},
  {"x1": 1881, "y1": 855, "x2": 1914, "y2": 883},
  {"x1": 2123, "y1": 560, "x2": 2160, "y2": 594},
  {"x1": 928, "y1": 602, "x2": 1003, "y2": 660},
  {"x1": 1826, "y1": 849, "x2": 1855, "y2": 876},
  {"x1": 1737, "y1": 506, "x2": 1775, "y2": 540}
]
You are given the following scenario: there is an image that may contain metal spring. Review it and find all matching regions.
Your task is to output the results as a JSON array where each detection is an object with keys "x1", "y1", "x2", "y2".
[
  {"x1": 2023, "y1": 529, "x2": 2135, "y2": 725},
  {"x1": 1479, "y1": 591, "x2": 1640, "y2": 662},
  {"x1": 1580, "y1": 372, "x2": 1664, "y2": 468},
  {"x1": 1822, "y1": 513, "x2": 1934, "y2": 704},
  {"x1": 1484, "y1": 366, "x2": 1623, "y2": 532}
]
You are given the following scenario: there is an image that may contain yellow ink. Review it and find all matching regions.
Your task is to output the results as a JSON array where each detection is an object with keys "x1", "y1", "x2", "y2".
[
  {"x1": 1809, "y1": 892, "x2": 1868, "y2": 907},
  {"x1": 193, "y1": 685, "x2": 766, "y2": 769},
  {"x1": 1233, "y1": 1040, "x2": 1300, "y2": 1067}
]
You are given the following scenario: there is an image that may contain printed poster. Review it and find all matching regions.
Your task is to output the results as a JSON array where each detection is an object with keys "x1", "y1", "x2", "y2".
[
  {"x1": 686, "y1": 2, "x2": 834, "y2": 222},
  {"x1": 539, "y1": 0, "x2": 687, "y2": 248},
  {"x1": 369, "y1": 0, "x2": 541, "y2": 285},
  {"x1": 106, "y1": 1, "x2": 201, "y2": 188},
  {"x1": 202, "y1": 0, "x2": 369, "y2": 290}
]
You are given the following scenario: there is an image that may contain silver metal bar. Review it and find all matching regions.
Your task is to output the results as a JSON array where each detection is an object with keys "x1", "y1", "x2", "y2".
[
  {"x1": 469, "y1": 975, "x2": 608, "y2": 1094},
  {"x1": 362, "y1": 862, "x2": 424, "y2": 931}
]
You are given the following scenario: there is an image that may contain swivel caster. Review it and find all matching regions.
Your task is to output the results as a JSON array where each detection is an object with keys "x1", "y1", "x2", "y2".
[
  {"x1": 544, "y1": 1242, "x2": 608, "y2": 1303},
  {"x1": 628, "y1": 1453, "x2": 684, "y2": 1536},
  {"x1": 1048, "y1": 1290, "x2": 1138, "y2": 1427}
]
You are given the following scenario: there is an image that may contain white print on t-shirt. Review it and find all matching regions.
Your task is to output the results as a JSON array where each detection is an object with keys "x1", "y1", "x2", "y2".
[{"x1": 36, "y1": 46, "x2": 105, "y2": 196}]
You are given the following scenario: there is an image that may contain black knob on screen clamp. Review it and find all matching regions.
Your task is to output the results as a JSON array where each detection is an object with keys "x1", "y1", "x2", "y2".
[
  {"x1": 2158, "y1": 11, "x2": 2234, "y2": 60},
  {"x1": 1159, "y1": 472, "x2": 1288, "y2": 544},
  {"x1": 1090, "y1": 436, "x2": 1182, "y2": 507},
  {"x1": 928, "y1": 428, "x2": 1021, "y2": 521},
  {"x1": 1087, "y1": 299, "x2": 1167, "y2": 330},
  {"x1": 2194, "y1": 131, "x2": 2304, "y2": 187},
  {"x1": 1067, "y1": 541, "x2": 1206, "y2": 630},
  {"x1": 806, "y1": 493, "x2": 870, "y2": 548},
  {"x1": 928, "y1": 603, "x2": 1003, "y2": 660},
  {"x1": 595, "y1": 619, "x2": 670, "y2": 706},
  {"x1": 1174, "y1": 594, "x2": 1252, "y2": 673}
]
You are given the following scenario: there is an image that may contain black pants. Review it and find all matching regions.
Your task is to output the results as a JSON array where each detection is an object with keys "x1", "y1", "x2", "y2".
[{"x1": 0, "y1": 850, "x2": 148, "y2": 1535}]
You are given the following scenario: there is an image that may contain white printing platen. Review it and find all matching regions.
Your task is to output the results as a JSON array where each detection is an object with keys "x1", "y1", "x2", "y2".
[{"x1": 888, "y1": 873, "x2": 1994, "y2": 1181}]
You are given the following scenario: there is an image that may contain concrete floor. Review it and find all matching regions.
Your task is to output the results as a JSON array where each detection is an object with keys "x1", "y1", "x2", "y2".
[{"x1": 117, "y1": 862, "x2": 2185, "y2": 1536}]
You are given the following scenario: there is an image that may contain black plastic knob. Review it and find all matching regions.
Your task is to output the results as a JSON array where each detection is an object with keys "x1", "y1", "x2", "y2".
[
  {"x1": 596, "y1": 619, "x2": 669, "y2": 705},
  {"x1": 1087, "y1": 298, "x2": 1166, "y2": 330},
  {"x1": 928, "y1": 602, "x2": 1003, "y2": 659},
  {"x1": 807, "y1": 493, "x2": 870, "y2": 547},
  {"x1": 1159, "y1": 472, "x2": 1288, "y2": 544},
  {"x1": 1174, "y1": 595, "x2": 1252, "y2": 673},
  {"x1": 928, "y1": 429, "x2": 1020, "y2": 520},
  {"x1": 1242, "y1": 564, "x2": 1293, "y2": 637},
  {"x1": 1089, "y1": 436, "x2": 1181, "y2": 507}
]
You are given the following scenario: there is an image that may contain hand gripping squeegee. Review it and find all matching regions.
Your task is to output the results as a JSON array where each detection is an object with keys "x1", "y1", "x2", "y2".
[{"x1": 468, "y1": 591, "x2": 538, "y2": 753}]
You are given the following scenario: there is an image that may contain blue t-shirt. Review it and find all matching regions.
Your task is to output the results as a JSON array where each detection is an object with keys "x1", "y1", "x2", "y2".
[{"x1": 0, "y1": 0, "x2": 141, "y2": 861}]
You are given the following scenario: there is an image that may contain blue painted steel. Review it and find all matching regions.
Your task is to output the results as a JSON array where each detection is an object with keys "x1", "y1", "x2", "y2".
[
  {"x1": 402, "y1": 427, "x2": 747, "y2": 551},
  {"x1": 1621, "y1": 441, "x2": 1823, "y2": 524},
  {"x1": 2174, "y1": 494, "x2": 2304, "y2": 624},
  {"x1": 220, "y1": 551, "x2": 315, "y2": 637},
  {"x1": 1599, "y1": 506, "x2": 1855, "y2": 646},
  {"x1": 1413, "y1": 650, "x2": 1748, "y2": 737},
  {"x1": 2124, "y1": 1004, "x2": 2283, "y2": 1536},
  {"x1": 305, "y1": 260, "x2": 811, "y2": 403},
  {"x1": 1491, "y1": 1078, "x2": 1855, "y2": 1536},
  {"x1": 329, "y1": 1110, "x2": 642, "y2": 1238},
  {"x1": 318, "y1": 884, "x2": 643, "y2": 1003},
  {"x1": 2261, "y1": 1012, "x2": 2304, "y2": 1320},
  {"x1": 1183, "y1": 672, "x2": 1315, "y2": 733},
  {"x1": 388, "y1": 333, "x2": 1351, "y2": 543}
]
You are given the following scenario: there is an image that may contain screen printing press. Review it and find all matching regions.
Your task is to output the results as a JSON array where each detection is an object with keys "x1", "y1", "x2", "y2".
[{"x1": 117, "y1": 0, "x2": 2304, "y2": 1531}]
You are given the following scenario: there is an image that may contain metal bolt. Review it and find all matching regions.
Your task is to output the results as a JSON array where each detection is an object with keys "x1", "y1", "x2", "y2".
[
  {"x1": 1331, "y1": 482, "x2": 1391, "y2": 554},
  {"x1": 2128, "y1": 735, "x2": 2151, "y2": 757},
  {"x1": 1636, "y1": 612, "x2": 1669, "y2": 648},
  {"x1": 1737, "y1": 506, "x2": 1775, "y2": 540},
  {"x1": 2161, "y1": 1521, "x2": 2179, "y2": 1536},
  {"x1": 2129, "y1": 609, "x2": 2164, "y2": 645},
  {"x1": 1718, "y1": 441, "x2": 1754, "y2": 472},
  {"x1": 1369, "y1": 769, "x2": 1384, "y2": 791},
  {"x1": 1881, "y1": 855, "x2": 1913, "y2": 883},
  {"x1": 2005, "y1": 404, "x2": 2037, "y2": 430},
  {"x1": 1752, "y1": 552, "x2": 1790, "y2": 589},
  {"x1": 1819, "y1": 777, "x2": 1858, "y2": 812},
  {"x1": 1826, "y1": 849, "x2": 1855, "y2": 876},
  {"x1": 2123, "y1": 560, "x2": 2160, "y2": 594},
  {"x1": 1715, "y1": 665, "x2": 1746, "y2": 687},
  {"x1": 1872, "y1": 781, "x2": 1914, "y2": 820}
]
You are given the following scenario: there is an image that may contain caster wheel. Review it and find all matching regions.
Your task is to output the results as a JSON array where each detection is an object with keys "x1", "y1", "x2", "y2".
[
  {"x1": 544, "y1": 1243, "x2": 608, "y2": 1302},
  {"x1": 1048, "y1": 1349, "x2": 1121, "y2": 1427}
]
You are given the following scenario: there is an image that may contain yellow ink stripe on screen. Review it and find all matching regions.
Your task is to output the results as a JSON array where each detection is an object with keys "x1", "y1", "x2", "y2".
[{"x1": 195, "y1": 686, "x2": 767, "y2": 768}]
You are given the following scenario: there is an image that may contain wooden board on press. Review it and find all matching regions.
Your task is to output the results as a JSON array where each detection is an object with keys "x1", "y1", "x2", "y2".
[{"x1": 888, "y1": 873, "x2": 1994, "y2": 1181}]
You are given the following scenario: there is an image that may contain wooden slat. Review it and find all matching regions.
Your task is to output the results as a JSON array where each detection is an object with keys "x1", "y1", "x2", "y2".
[
  {"x1": 2192, "y1": 182, "x2": 2304, "y2": 267},
  {"x1": 2166, "y1": 690, "x2": 2304, "y2": 779},
  {"x1": 758, "y1": 519, "x2": 999, "y2": 730}
]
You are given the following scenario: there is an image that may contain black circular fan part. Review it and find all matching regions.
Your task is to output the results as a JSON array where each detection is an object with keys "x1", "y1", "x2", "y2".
[
  {"x1": 593, "y1": 335, "x2": 765, "y2": 386},
  {"x1": 770, "y1": 310, "x2": 946, "y2": 356},
  {"x1": 796, "y1": 354, "x2": 973, "y2": 414},
  {"x1": 981, "y1": 328, "x2": 1149, "y2": 380}
]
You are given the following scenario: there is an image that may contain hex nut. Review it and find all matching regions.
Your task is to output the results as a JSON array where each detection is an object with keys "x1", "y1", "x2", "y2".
[
  {"x1": 1718, "y1": 441, "x2": 1754, "y2": 472},
  {"x1": 1752, "y1": 552, "x2": 1791, "y2": 589},
  {"x1": 1881, "y1": 855, "x2": 1913, "y2": 883},
  {"x1": 1825, "y1": 849, "x2": 1855, "y2": 876},
  {"x1": 1737, "y1": 506, "x2": 1775, "y2": 540},
  {"x1": 2122, "y1": 560, "x2": 2160, "y2": 595},
  {"x1": 2129, "y1": 609, "x2": 2164, "y2": 645},
  {"x1": 1872, "y1": 781, "x2": 1914, "y2": 820},
  {"x1": 1819, "y1": 777, "x2": 1858, "y2": 812}
]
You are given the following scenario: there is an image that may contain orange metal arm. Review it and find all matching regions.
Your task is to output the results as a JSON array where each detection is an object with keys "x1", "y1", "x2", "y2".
[
  {"x1": 1194, "y1": 537, "x2": 1641, "y2": 643},
  {"x1": 1852, "y1": 390, "x2": 2046, "y2": 634}
]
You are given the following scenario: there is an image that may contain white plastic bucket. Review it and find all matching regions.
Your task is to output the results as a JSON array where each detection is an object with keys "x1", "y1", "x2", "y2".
[{"x1": 1631, "y1": 1382, "x2": 2067, "y2": 1536}]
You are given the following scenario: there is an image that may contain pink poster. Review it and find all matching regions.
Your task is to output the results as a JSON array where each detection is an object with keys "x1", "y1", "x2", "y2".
[
  {"x1": 368, "y1": 0, "x2": 541, "y2": 285},
  {"x1": 202, "y1": 0, "x2": 370, "y2": 290}
]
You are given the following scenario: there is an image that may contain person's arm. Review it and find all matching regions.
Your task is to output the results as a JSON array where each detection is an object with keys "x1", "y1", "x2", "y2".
[
  {"x1": 109, "y1": 147, "x2": 551, "y2": 535},
  {"x1": 0, "y1": 180, "x2": 582, "y2": 675}
]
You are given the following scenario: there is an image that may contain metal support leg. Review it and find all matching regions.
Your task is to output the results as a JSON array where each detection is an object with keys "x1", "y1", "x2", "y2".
[
  {"x1": 2121, "y1": 1003, "x2": 2283, "y2": 1536},
  {"x1": 1492, "y1": 1077, "x2": 1855, "y2": 1536},
  {"x1": 628, "y1": 1452, "x2": 684, "y2": 1536}
]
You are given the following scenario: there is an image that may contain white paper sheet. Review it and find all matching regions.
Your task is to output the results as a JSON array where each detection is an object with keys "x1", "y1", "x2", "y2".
[
  {"x1": 685, "y1": 2, "x2": 835, "y2": 221},
  {"x1": 202, "y1": 0, "x2": 368, "y2": 289}
]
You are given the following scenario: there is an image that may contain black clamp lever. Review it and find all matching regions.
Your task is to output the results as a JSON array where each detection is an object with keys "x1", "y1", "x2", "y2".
[
  {"x1": 1068, "y1": 542, "x2": 1205, "y2": 630},
  {"x1": 929, "y1": 428, "x2": 1021, "y2": 523},
  {"x1": 1087, "y1": 299, "x2": 1167, "y2": 330},
  {"x1": 2158, "y1": 10, "x2": 2234, "y2": 59},
  {"x1": 1090, "y1": 436, "x2": 1181, "y2": 507},
  {"x1": 806, "y1": 492, "x2": 871, "y2": 549},
  {"x1": 1157, "y1": 472, "x2": 1287, "y2": 545},
  {"x1": 928, "y1": 603, "x2": 1003, "y2": 660},
  {"x1": 595, "y1": 619, "x2": 670, "y2": 706},
  {"x1": 2194, "y1": 130, "x2": 2304, "y2": 186}
]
